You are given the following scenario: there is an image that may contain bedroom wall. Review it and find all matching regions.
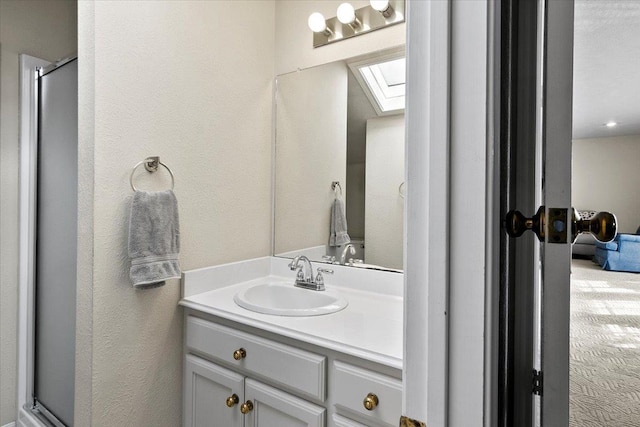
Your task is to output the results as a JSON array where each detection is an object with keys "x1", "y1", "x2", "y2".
[{"x1": 573, "y1": 134, "x2": 640, "y2": 233}]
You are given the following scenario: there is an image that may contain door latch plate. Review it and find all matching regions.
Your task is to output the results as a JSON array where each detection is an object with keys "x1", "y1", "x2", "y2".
[
  {"x1": 547, "y1": 208, "x2": 568, "y2": 243},
  {"x1": 532, "y1": 369, "x2": 543, "y2": 395}
]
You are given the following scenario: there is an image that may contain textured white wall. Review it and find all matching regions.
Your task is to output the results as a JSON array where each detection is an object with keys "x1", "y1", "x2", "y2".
[
  {"x1": 274, "y1": 61, "x2": 348, "y2": 254},
  {"x1": 0, "y1": 1, "x2": 77, "y2": 424},
  {"x1": 79, "y1": 2, "x2": 275, "y2": 425},
  {"x1": 573, "y1": 135, "x2": 640, "y2": 233},
  {"x1": 76, "y1": 2, "x2": 94, "y2": 424},
  {"x1": 365, "y1": 115, "x2": 405, "y2": 270},
  {"x1": 275, "y1": 0, "x2": 406, "y2": 74}
]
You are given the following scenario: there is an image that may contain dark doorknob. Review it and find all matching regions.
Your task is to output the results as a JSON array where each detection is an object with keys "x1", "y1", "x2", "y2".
[
  {"x1": 571, "y1": 209, "x2": 617, "y2": 243},
  {"x1": 505, "y1": 206, "x2": 617, "y2": 244},
  {"x1": 505, "y1": 206, "x2": 545, "y2": 241}
]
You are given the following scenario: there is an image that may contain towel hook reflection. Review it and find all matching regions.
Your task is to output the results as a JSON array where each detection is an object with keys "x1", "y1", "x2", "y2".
[
  {"x1": 130, "y1": 156, "x2": 175, "y2": 192},
  {"x1": 331, "y1": 181, "x2": 343, "y2": 197}
]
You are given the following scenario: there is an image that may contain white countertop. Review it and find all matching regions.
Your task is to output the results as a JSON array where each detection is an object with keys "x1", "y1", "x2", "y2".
[{"x1": 179, "y1": 257, "x2": 403, "y2": 370}]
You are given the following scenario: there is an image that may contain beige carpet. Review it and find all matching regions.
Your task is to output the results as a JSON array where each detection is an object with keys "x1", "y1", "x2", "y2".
[{"x1": 570, "y1": 259, "x2": 640, "y2": 426}]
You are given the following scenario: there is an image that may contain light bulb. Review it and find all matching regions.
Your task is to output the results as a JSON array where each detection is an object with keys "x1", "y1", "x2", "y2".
[
  {"x1": 605, "y1": 121, "x2": 618, "y2": 127},
  {"x1": 370, "y1": 0, "x2": 390, "y2": 12},
  {"x1": 337, "y1": 3, "x2": 356, "y2": 24},
  {"x1": 308, "y1": 12, "x2": 327, "y2": 33},
  {"x1": 370, "y1": 0, "x2": 393, "y2": 17}
]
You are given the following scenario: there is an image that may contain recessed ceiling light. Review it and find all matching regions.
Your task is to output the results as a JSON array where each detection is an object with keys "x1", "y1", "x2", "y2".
[{"x1": 605, "y1": 121, "x2": 618, "y2": 128}]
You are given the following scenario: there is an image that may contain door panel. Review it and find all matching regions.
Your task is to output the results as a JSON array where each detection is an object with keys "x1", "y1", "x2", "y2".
[
  {"x1": 539, "y1": 0, "x2": 575, "y2": 425},
  {"x1": 184, "y1": 355, "x2": 244, "y2": 427},
  {"x1": 35, "y1": 58, "x2": 78, "y2": 426},
  {"x1": 502, "y1": 1, "x2": 576, "y2": 425},
  {"x1": 499, "y1": 0, "x2": 543, "y2": 424},
  {"x1": 245, "y1": 379, "x2": 325, "y2": 427}
]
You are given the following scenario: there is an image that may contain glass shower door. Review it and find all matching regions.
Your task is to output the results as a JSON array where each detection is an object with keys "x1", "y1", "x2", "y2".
[{"x1": 34, "y1": 58, "x2": 78, "y2": 427}]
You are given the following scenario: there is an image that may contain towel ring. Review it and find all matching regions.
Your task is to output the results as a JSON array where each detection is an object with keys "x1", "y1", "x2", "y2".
[
  {"x1": 331, "y1": 181, "x2": 343, "y2": 196},
  {"x1": 130, "y1": 156, "x2": 175, "y2": 191}
]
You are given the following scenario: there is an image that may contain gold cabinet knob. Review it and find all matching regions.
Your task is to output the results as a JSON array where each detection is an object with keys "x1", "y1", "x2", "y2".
[
  {"x1": 225, "y1": 394, "x2": 239, "y2": 408},
  {"x1": 240, "y1": 401, "x2": 254, "y2": 414},
  {"x1": 233, "y1": 348, "x2": 247, "y2": 360},
  {"x1": 363, "y1": 393, "x2": 379, "y2": 410}
]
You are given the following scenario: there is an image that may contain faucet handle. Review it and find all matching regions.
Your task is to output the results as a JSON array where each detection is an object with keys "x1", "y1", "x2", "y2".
[{"x1": 315, "y1": 268, "x2": 334, "y2": 288}]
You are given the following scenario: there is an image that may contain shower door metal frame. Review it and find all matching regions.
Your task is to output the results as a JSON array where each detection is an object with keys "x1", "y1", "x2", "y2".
[{"x1": 17, "y1": 54, "x2": 49, "y2": 427}]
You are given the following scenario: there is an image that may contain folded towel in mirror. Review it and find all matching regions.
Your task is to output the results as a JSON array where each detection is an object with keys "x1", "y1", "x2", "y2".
[
  {"x1": 330, "y1": 196, "x2": 350, "y2": 247},
  {"x1": 128, "y1": 190, "x2": 181, "y2": 288}
]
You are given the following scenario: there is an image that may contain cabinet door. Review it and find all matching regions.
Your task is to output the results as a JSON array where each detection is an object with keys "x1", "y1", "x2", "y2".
[
  {"x1": 184, "y1": 355, "x2": 244, "y2": 427},
  {"x1": 245, "y1": 379, "x2": 325, "y2": 427},
  {"x1": 331, "y1": 414, "x2": 368, "y2": 427}
]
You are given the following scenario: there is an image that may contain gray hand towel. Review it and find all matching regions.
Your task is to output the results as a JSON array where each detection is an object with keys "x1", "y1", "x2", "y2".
[
  {"x1": 128, "y1": 190, "x2": 181, "y2": 288},
  {"x1": 329, "y1": 196, "x2": 351, "y2": 247}
]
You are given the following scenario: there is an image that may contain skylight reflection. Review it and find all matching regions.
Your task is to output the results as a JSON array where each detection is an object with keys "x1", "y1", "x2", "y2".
[{"x1": 350, "y1": 56, "x2": 406, "y2": 115}]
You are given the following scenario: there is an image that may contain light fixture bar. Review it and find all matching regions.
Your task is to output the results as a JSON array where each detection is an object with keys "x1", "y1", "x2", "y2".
[{"x1": 311, "y1": 0, "x2": 405, "y2": 49}]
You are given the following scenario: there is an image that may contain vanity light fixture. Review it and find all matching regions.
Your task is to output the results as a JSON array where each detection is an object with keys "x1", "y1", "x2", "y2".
[{"x1": 308, "y1": 0, "x2": 405, "y2": 48}]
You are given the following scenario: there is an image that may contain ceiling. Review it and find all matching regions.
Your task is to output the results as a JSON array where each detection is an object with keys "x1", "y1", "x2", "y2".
[{"x1": 573, "y1": 0, "x2": 640, "y2": 139}]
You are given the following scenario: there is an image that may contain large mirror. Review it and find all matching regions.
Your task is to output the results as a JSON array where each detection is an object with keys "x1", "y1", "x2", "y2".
[{"x1": 273, "y1": 47, "x2": 406, "y2": 272}]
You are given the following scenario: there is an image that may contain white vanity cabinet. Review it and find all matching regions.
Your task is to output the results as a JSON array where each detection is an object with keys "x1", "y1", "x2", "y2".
[
  {"x1": 184, "y1": 354, "x2": 245, "y2": 427},
  {"x1": 183, "y1": 311, "x2": 402, "y2": 427},
  {"x1": 244, "y1": 379, "x2": 326, "y2": 427},
  {"x1": 184, "y1": 354, "x2": 325, "y2": 427}
]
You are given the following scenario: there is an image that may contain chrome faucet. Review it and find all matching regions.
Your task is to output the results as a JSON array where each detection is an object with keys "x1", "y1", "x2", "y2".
[
  {"x1": 339, "y1": 243, "x2": 356, "y2": 265},
  {"x1": 288, "y1": 255, "x2": 332, "y2": 291},
  {"x1": 289, "y1": 255, "x2": 314, "y2": 283}
]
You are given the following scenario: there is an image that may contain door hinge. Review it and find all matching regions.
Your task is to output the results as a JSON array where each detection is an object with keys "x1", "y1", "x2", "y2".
[{"x1": 532, "y1": 369, "x2": 543, "y2": 395}]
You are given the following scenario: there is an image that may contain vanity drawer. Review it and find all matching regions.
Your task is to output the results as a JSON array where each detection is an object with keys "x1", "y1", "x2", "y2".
[
  {"x1": 331, "y1": 361, "x2": 402, "y2": 427},
  {"x1": 186, "y1": 316, "x2": 326, "y2": 400}
]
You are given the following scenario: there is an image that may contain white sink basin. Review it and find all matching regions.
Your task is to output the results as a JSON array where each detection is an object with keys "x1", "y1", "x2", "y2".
[{"x1": 233, "y1": 282, "x2": 348, "y2": 317}]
